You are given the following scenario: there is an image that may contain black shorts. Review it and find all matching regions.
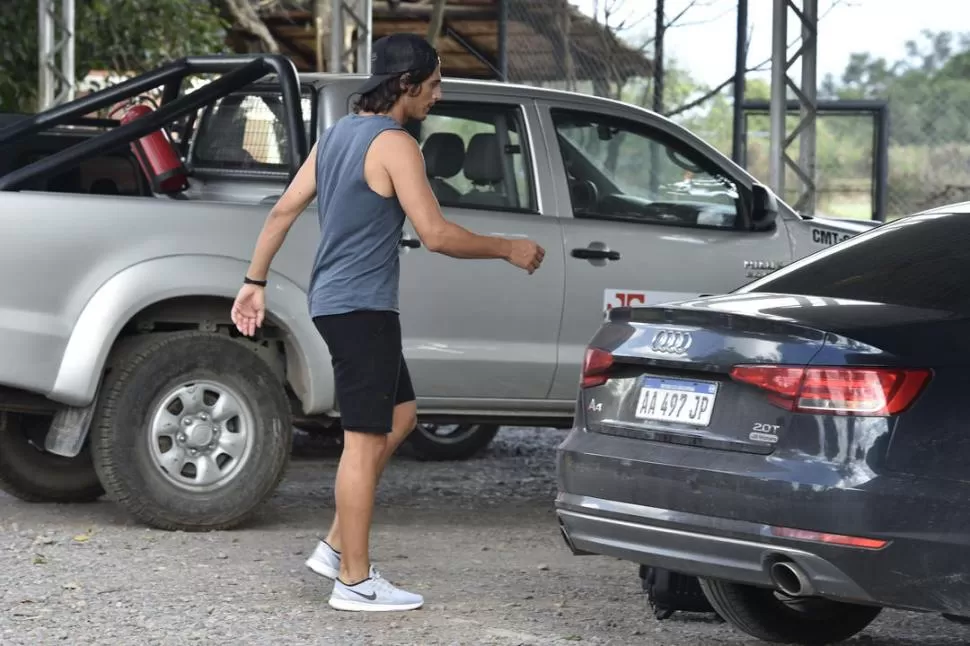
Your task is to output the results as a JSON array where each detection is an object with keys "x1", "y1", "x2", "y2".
[{"x1": 313, "y1": 309, "x2": 415, "y2": 435}]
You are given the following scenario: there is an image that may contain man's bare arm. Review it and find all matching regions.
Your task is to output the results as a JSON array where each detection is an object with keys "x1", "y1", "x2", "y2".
[
  {"x1": 380, "y1": 131, "x2": 515, "y2": 260},
  {"x1": 245, "y1": 143, "x2": 318, "y2": 281}
]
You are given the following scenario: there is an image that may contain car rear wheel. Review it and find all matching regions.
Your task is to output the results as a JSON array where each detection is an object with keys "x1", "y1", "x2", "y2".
[
  {"x1": 90, "y1": 331, "x2": 292, "y2": 531},
  {"x1": 0, "y1": 412, "x2": 104, "y2": 503},
  {"x1": 405, "y1": 423, "x2": 499, "y2": 461},
  {"x1": 698, "y1": 578, "x2": 882, "y2": 644}
]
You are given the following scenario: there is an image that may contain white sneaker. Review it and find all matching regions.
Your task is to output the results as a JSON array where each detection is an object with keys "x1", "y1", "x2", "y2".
[
  {"x1": 329, "y1": 566, "x2": 424, "y2": 612},
  {"x1": 305, "y1": 540, "x2": 340, "y2": 580}
]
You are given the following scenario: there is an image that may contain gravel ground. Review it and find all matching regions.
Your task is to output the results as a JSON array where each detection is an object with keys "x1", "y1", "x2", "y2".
[{"x1": 0, "y1": 427, "x2": 968, "y2": 645}]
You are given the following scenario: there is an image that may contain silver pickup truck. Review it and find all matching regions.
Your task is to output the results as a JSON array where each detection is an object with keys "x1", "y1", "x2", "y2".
[{"x1": 0, "y1": 55, "x2": 876, "y2": 531}]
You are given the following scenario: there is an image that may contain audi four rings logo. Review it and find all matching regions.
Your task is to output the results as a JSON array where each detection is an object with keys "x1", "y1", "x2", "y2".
[{"x1": 651, "y1": 330, "x2": 693, "y2": 353}]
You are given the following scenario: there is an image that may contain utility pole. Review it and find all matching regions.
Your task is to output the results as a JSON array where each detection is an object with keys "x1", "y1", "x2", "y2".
[
  {"x1": 37, "y1": 0, "x2": 76, "y2": 111},
  {"x1": 731, "y1": 0, "x2": 747, "y2": 164},
  {"x1": 315, "y1": 0, "x2": 331, "y2": 72},
  {"x1": 329, "y1": 0, "x2": 374, "y2": 74},
  {"x1": 768, "y1": 0, "x2": 818, "y2": 214},
  {"x1": 653, "y1": 0, "x2": 664, "y2": 114}
]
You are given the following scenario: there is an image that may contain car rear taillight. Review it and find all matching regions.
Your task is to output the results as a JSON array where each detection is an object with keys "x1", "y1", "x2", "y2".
[
  {"x1": 730, "y1": 365, "x2": 932, "y2": 416},
  {"x1": 769, "y1": 525, "x2": 888, "y2": 549},
  {"x1": 581, "y1": 347, "x2": 614, "y2": 388}
]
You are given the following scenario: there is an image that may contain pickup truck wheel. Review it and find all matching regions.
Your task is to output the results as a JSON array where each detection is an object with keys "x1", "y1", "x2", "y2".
[
  {"x1": 405, "y1": 423, "x2": 500, "y2": 461},
  {"x1": 0, "y1": 412, "x2": 104, "y2": 503},
  {"x1": 90, "y1": 332, "x2": 292, "y2": 532},
  {"x1": 698, "y1": 578, "x2": 882, "y2": 644}
]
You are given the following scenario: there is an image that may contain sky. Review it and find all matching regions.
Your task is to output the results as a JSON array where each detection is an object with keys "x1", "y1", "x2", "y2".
[{"x1": 571, "y1": 0, "x2": 970, "y2": 87}]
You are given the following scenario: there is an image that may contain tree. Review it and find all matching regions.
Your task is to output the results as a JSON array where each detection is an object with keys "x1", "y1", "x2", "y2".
[
  {"x1": 219, "y1": 0, "x2": 284, "y2": 54},
  {"x1": 0, "y1": 0, "x2": 228, "y2": 113}
]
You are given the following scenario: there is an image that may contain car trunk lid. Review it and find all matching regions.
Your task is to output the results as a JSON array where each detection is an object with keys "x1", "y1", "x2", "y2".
[{"x1": 579, "y1": 293, "x2": 935, "y2": 454}]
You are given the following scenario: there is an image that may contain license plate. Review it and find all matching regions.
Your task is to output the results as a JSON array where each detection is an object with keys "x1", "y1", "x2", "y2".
[{"x1": 634, "y1": 377, "x2": 718, "y2": 427}]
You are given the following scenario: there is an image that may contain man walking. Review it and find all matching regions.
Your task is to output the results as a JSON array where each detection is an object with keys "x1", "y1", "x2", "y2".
[{"x1": 230, "y1": 33, "x2": 544, "y2": 612}]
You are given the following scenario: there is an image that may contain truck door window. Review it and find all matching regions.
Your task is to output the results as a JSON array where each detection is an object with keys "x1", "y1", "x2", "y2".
[
  {"x1": 413, "y1": 102, "x2": 536, "y2": 213},
  {"x1": 550, "y1": 108, "x2": 741, "y2": 230}
]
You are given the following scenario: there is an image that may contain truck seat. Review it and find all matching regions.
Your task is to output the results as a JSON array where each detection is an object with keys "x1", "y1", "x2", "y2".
[
  {"x1": 462, "y1": 133, "x2": 508, "y2": 208},
  {"x1": 421, "y1": 132, "x2": 465, "y2": 204}
]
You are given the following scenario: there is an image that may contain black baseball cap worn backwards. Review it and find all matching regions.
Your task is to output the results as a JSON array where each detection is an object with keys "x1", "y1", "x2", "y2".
[{"x1": 355, "y1": 33, "x2": 440, "y2": 95}]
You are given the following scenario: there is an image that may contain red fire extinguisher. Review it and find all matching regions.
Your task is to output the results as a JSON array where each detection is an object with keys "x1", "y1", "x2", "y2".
[{"x1": 111, "y1": 100, "x2": 189, "y2": 194}]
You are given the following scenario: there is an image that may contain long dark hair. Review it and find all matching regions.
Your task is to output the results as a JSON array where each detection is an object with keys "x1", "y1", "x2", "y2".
[{"x1": 353, "y1": 63, "x2": 438, "y2": 114}]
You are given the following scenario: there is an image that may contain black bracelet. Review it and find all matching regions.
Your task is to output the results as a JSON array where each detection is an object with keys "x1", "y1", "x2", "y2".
[{"x1": 244, "y1": 276, "x2": 267, "y2": 287}]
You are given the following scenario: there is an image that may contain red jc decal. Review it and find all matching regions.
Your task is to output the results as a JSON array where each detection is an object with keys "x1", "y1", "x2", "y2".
[{"x1": 605, "y1": 290, "x2": 648, "y2": 311}]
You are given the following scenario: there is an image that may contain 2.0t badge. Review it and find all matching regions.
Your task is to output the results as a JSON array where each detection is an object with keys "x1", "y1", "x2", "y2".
[{"x1": 651, "y1": 330, "x2": 692, "y2": 354}]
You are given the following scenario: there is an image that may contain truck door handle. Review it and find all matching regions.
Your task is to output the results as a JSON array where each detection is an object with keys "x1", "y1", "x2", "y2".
[
  {"x1": 399, "y1": 237, "x2": 421, "y2": 248},
  {"x1": 571, "y1": 247, "x2": 620, "y2": 261}
]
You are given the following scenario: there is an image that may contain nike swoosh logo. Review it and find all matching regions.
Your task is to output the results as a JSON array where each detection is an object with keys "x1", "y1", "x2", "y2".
[{"x1": 347, "y1": 588, "x2": 377, "y2": 601}]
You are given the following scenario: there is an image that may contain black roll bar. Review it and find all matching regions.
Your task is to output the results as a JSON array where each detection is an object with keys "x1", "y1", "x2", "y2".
[
  {"x1": 179, "y1": 56, "x2": 307, "y2": 170},
  {"x1": 0, "y1": 54, "x2": 308, "y2": 191},
  {"x1": 0, "y1": 60, "x2": 191, "y2": 146}
]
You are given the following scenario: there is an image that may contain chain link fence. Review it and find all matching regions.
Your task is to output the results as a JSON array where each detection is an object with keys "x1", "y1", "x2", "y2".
[
  {"x1": 740, "y1": 110, "x2": 884, "y2": 221},
  {"x1": 875, "y1": 85, "x2": 970, "y2": 218},
  {"x1": 501, "y1": 0, "x2": 968, "y2": 222},
  {"x1": 739, "y1": 96, "x2": 970, "y2": 222}
]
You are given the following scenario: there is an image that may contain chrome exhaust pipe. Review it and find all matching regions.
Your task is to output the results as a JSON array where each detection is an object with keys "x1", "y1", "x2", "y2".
[
  {"x1": 557, "y1": 521, "x2": 593, "y2": 556},
  {"x1": 559, "y1": 525, "x2": 575, "y2": 552},
  {"x1": 769, "y1": 560, "x2": 815, "y2": 597}
]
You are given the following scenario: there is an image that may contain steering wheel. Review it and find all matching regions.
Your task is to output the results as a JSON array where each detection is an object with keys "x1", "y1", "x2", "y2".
[{"x1": 666, "y1": 147, "x2": 705, "y2": 174}]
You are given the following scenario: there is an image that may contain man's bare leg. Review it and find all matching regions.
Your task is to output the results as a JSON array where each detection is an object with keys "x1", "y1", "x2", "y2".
[
  {"x1": 332, "y1": 428, "x2": 388, "y2": 583},
  {"x1": 326, "y1": 400, "x2": 417, "y2": 558}
]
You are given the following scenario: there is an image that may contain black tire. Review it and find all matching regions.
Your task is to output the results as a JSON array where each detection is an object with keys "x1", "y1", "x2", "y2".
[
  {"x1": 0, "y1": 412, "x2": 104, "y2": 503},
  {"x1": 698, "y1": 578, "x2": 882, "y2": 645},
  {"x1": 90, "y1": 331, "x2": 292, "y2": 532},
  {"x1": 405, "y1": 423, "x2": 500, "y2": 461}
]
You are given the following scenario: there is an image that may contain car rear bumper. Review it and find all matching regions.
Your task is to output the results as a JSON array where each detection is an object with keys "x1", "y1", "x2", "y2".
[
  {"x1": 557, "y1": 493, "x2": 876, "y2": 602},
  {"x1": 556, "y1": 428, "x2": 970, "y2": 616}
]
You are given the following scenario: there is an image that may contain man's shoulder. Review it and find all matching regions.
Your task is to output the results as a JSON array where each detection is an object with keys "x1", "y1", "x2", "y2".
[
  {"x1": 329, "y1": 115, "x2": 410, "y2": 141},
  {"x1": 317, "y1": 117, "x2": 346, "y2": 149},
  {"x1": 370, "y1": 126, "x2": 419, "y2": 158}
]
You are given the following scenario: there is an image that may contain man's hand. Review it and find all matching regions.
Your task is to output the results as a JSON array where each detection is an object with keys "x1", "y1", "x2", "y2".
[
  {"x1": 231, "y1": 284, "x2": 265, "y2": 337},
  {"x1": 506, "y1": 239, "x2": 545, "y2": 274}
]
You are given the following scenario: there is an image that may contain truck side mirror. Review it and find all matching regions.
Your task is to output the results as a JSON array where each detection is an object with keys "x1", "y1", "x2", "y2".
[{"x1": 751, "y1": 183, "x2": 778, "y2": 231}]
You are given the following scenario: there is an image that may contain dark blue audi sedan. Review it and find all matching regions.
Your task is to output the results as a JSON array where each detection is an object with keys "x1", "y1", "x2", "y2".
[{"x1": 556, "y1": 205, "x2": 970, "y2": 644}]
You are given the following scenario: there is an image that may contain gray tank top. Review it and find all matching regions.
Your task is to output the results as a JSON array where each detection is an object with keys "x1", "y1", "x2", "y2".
[{"x1": 307, "y1": 114, "x2": 408, "y2": 317}]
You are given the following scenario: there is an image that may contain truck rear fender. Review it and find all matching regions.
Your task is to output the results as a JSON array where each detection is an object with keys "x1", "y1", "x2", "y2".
[{"x1": 49, "y1": 255, "x2": 334, "y2": 413}]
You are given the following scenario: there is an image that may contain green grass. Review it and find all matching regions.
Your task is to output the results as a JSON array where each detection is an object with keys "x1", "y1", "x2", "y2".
[
  {"x1": 819, "y1": 200, "x2": 873, "y2": 220},
  {"x1": 812, "y1": 180, "x2": 877, "y2": 220}
]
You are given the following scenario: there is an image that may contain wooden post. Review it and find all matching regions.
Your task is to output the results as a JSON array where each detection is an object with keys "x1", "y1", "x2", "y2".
[{"x1": 427, "y1": 0, "x2": 447, "y2": 46}]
